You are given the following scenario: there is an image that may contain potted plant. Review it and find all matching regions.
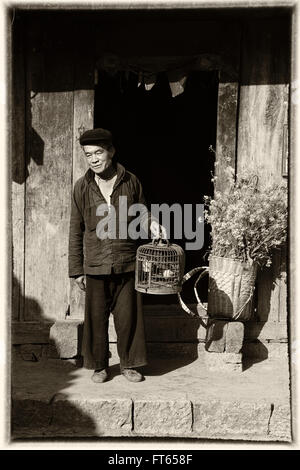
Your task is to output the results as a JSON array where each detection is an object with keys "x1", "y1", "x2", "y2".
[{"x1": 203, "y1": 172, "x2": 287, "y2": 321}]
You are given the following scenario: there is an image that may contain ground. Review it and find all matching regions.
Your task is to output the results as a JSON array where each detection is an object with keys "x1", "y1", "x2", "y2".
[{"x1": 11, "y1": 350, "x2": 291, "y2": 442}]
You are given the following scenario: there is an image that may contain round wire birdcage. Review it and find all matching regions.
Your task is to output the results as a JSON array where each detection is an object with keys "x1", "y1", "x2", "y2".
[{"x1": 135, "y1": 239, "x2": 185, "y2": 294}]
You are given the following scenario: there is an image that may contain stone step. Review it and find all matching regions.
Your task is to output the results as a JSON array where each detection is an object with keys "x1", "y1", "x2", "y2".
[
  {"x1": 12, "y1": 310, "x2": 288, "y2": 362},
  {"x1": 113, "y1": 341, "x2": 289, "y2": 363},
  {"x1": 13, "y1": 340, "x2": 288, "y2": 368},
  {"x1": 11, "y1": 354, "x2": 291, "y2": 441}
]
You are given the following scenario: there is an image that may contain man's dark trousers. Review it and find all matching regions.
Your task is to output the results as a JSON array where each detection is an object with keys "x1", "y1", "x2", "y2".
[{"x1": 82, "y1": 271, "x2": 147, "y2": 370}]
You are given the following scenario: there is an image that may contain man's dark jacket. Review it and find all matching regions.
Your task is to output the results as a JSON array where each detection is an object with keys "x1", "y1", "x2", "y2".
[{"x1": 68, "y1": 162, "x2": 150, "y2": 277}]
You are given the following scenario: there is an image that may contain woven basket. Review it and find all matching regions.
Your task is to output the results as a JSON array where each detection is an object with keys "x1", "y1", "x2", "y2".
[{"x1": 207, "y1": 255, "x2": 258, "y2": 321}]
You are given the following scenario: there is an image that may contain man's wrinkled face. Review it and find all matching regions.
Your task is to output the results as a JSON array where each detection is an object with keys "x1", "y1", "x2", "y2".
[{"x1": 83, "y1": 144, "x2": 115, "y2": 174}]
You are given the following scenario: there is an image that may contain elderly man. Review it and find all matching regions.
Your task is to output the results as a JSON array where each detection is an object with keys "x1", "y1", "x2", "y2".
[{"x1": 69, "y1": 128, "x2": 165, "y2": 383}]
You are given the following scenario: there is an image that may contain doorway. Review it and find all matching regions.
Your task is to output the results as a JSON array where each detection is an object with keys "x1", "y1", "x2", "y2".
[{"x1": 94, "y1": 67, "x2": 218, "y2": 305}]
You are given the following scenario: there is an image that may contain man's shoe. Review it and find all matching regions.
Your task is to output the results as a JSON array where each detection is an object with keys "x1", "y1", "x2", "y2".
[
  {"x1": 91, "y1": 369, "x2": 108, "y2": 383},
  {"x1": 121, "y1": 368, "x2": 144, "y2": 382}
]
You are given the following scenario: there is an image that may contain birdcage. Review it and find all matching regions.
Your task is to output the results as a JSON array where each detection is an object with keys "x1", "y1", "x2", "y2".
[{"x1": 135, "y1": 239, "x2": 185, "y2": 294}]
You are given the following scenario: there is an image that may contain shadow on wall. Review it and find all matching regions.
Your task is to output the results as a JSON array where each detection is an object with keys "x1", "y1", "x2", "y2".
[
  {"x1": 244, "y1": 250, "x2": 287, "y2": 370},
  {"x1": 12, "y1": 15, "x2": 45, "y2": 186},
  {"x1": 12, "y1": 126, "x2": 44, "y2": 185},
  {"x1": 12, "y1": 273, "x2": 44, "y2": 323},
  {"x1": 243, "y1": 247, "x2": 287, "y2": 370}
]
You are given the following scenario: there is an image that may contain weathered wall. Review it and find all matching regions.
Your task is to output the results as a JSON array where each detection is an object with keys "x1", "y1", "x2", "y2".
[
  {"x1": 12, "y1": 15, "x2": 94, "y2": 322},
  {"x1": 12, "y1": 18, "x2": 26, "y2": 321},
  {"x1": 237, "y1": 18, "x2": 289, "y2": 324}
]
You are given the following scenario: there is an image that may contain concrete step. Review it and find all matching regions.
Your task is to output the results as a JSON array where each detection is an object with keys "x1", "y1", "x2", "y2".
[{"x1": 11, "y1": 353, "x2": 291, "y2": 441}]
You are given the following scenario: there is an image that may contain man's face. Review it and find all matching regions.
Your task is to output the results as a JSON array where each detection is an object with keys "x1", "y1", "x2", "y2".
[{"x1": 83, "y1": 144, "x2": 115, "y2": 174}]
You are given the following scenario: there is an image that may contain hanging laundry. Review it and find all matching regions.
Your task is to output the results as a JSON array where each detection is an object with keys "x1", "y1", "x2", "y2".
[
  {"x1": 97, "y1": 54, "x2": 120, "y2": 76},
  {"x1": 144, "y1": 73, "x2": 157, "y2": 91}
]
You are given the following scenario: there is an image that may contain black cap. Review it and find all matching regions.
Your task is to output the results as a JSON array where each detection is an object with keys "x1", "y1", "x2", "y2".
[{"x1": 79, "y1": 128, "x2": 113, "y2": 146}]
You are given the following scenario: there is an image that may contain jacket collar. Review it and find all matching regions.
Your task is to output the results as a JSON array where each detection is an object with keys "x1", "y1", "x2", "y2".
[{"x1": 85, "y1": 162, "x2": 126, "y2": 187}]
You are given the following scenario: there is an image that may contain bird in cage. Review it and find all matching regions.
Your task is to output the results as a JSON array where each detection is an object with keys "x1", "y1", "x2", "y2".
[
  {"x1": 154, "y1": 263, "x2": 177, "y2": 279},
  {"x1": 163, "y1": 268, "x2": 175, "y2": 278}
]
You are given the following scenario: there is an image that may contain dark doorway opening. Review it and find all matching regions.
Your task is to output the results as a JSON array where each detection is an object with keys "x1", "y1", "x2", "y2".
[{"x1": 94, "y1": 68, "x2": 218, "y2": 304}]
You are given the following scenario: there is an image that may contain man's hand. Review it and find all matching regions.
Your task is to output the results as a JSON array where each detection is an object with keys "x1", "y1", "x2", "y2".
[
  {"x1": 150, "y1": 220, "x2": 167, "y2": 240},
  {"x1": 75, "y1": 275, "x2": 86, "y2": 291}
]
